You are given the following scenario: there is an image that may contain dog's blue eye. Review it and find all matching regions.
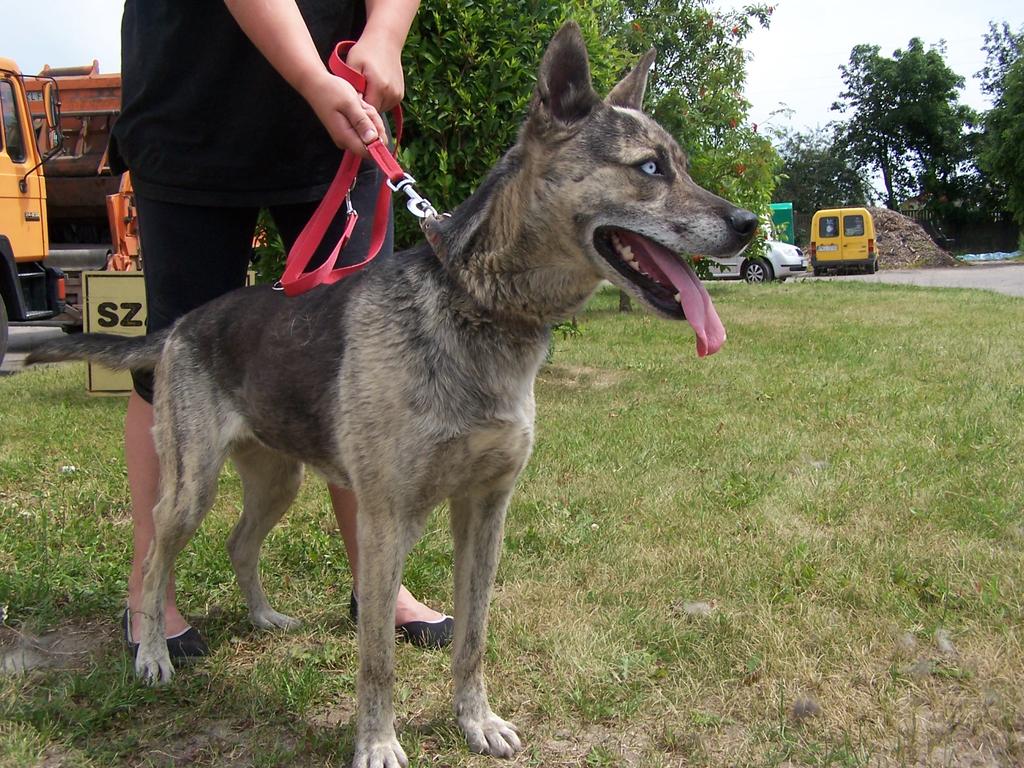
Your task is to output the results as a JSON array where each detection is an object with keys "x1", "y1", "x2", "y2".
[{"x1": 639, "y1": 160, "x2": 662, "y2": 177}]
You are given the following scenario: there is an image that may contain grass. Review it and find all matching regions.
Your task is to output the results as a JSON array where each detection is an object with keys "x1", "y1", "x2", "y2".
[{"x1": 1, "y1": 280, "x2": 1023, "y2": 767}]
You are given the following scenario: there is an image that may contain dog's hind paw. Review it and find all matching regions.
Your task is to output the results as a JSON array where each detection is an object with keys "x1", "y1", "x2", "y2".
[
  {"x1": 135, "y1": 647, "x2": 174, "y2": 686},
  {"x1": 458, "y1": 712, "x2": 522, "y2": 758},
  {"x1": 249, "y1": 608, "x2": 302, "y2": 631},
  {"x1": 351, "y1": 737, "x2": 408, "y2": 768}
]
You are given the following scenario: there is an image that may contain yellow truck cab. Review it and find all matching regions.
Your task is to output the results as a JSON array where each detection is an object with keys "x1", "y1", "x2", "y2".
[
  {"x1": 1, "y1": 57, "x2": 64, "y2": 361},
  {"x1": 809, "y1": 207, "x2": 878, "y2": 275},
  {"x1": 1, "y1": 57, "x2": 136, "y2": 369}
]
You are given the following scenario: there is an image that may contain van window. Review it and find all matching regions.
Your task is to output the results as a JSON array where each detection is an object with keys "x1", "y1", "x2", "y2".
[
  {"x1": 818, "y1": 216, "x2": 839, "y2": 238},
  {"x1": 844, "y1": 215, "x2": 865, "y2": 237},
  {"x1": 1, "y1": 79, "x2": 27, "y2": 163}
]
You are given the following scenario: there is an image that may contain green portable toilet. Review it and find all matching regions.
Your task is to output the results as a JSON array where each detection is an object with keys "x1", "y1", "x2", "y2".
[{"x1": 769, "y1": 202, "x2": 795, "y2": 244}]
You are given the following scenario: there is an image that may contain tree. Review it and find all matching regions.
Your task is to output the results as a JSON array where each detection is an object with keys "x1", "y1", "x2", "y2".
[
  {"x1": 978, "y1": 21, "x2": 1024, "y2": 97},
  {"x1": 772, "y1": 127, "x2": 872, "y2": 220},
  {"x1": 978, "y1": 26, "x2": 1024, "y2": 243},
  {"x1": 832, "y1": 39, "x2": 974, "y2": 210}
]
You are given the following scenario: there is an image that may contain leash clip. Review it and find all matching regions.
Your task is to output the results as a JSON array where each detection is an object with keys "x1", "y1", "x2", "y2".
[{"x1": 388, "y1": 173, "x2": 438, "y2": 219}]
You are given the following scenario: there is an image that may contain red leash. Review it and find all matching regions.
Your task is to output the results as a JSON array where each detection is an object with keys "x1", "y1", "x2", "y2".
[{"x1": 278, "y1": 41, "x2": 437, "y2": 297}]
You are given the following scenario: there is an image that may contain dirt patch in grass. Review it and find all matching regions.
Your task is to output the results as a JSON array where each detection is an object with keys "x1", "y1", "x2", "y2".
[
  {"x1": 883, "y1": 698, "x2": 1024, "y2": 767},
  {"x1": 0, "y1": 618, "x2": 111, "y2": 675},
  {"x1": 537, "y1": 723, "x2": 657, "y2": 766},
  {"x1": 541, "y1": 363, "x2": 626, "y2": 390},
  {"x1": 841, "y1": 628, "x2": 1024, "y2": 768},
  {"x1": 128, "y1": 718, "x2": 295, "y2": 768},
  {"x1": 305, "y1": 700, "x2": 356, "y2": 730}
]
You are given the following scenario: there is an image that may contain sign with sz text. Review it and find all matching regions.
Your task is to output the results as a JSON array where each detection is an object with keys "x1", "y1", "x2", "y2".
[{"x1": 82, "y1": 271, "x2": 147, "y2": 395}]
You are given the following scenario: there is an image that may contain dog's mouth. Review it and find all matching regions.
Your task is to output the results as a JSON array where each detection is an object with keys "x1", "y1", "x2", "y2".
[{"x1": 593, "y1": 227, "x2": 726, "y2": 357}]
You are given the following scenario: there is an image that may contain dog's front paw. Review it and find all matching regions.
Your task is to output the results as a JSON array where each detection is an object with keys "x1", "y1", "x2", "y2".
[
  {"x1": 249, "y1": 607, "x2": 302, "y2": 631},
  {"x1": 458, "y1": 711, "x2": 522, "y2": 758},
  {"x1": 134, "y1": 643, "x2": 174, "y2": 686},
  {"x1": 351, "y1": 736, "x2": 408, "y2": 768}
]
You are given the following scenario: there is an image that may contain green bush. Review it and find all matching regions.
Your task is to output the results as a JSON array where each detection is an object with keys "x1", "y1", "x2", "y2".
[{"x1": 395, "y1": 0, "x2": 625, "y2": 248}]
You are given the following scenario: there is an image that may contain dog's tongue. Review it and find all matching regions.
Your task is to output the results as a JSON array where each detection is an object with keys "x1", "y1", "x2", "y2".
[{"x1": 619, "y1": 231, "x2": 726, "y2": 357}]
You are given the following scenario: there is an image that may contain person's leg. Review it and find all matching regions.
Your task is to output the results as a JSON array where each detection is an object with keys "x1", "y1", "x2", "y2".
[
  {"x1": 271, "y1": 173, "x2": 447, "y2": 630},
  {"x1": 328, "y1": 485, "x2": 445, "y2": 625},
  {"x1": 125, "y1": 391, "x2": 191, "y2": 638},
  {"x1": 127, "y1": 196, "x2": 258, "y2": 645}
]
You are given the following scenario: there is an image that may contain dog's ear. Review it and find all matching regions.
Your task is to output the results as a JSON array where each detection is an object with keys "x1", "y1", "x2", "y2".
[
  {"x1": 532, "y1": 21, "x2": 599, "y2": 126},
  {"x1": 606, "y1": 48, "x2": 657, "y2": 110}
]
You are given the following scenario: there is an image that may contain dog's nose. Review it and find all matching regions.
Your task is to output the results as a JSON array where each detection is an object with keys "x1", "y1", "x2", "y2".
[{"x1": 728, "y1": 209, "x2": 759, "y2": 237}]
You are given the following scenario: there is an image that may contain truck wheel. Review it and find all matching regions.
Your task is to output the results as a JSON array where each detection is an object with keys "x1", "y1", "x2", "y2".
[
  {"x1": 813, "y1": 267, "x2": 823, "y2": 277},
  {"x1": 0, "y1": 294, "x2": 8, "y2": 369}
]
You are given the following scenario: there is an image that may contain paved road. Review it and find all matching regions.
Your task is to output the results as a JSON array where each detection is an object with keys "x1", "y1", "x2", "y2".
[
  {"x1": 1, "y1": 327, "x2": 64, "y2": 376},
  {"x1": 806, "y1": 261, "x2": 1024, "y2": 298}
]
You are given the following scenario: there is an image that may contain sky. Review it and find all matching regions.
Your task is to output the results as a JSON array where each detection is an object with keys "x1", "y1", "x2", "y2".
[
  {"x1": 736, "y1": 0, "x2": 1023, "y2": 133},
  {"x1": 4, "y1": 0, "x2": 1023, "y2": 137}
]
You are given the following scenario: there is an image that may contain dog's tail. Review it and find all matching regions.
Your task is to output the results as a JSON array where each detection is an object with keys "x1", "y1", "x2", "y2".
[{"x1": 26, "y1": 329, "x2": 170, "y2": 371}]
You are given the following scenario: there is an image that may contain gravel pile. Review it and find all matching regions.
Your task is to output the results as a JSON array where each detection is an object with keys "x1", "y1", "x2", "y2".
[{"x1": 868, "y1": 207, "x2": 958, "y2": 269}]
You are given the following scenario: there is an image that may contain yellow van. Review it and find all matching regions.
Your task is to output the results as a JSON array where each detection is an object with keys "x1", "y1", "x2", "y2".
[{"x1": 809, "y1": 207, "x2": 878, "y2": 275}]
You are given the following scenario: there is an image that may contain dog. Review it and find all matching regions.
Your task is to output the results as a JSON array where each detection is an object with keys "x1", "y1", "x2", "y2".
[{"x1": 28, "y1": 22, "x2": 756, "y2": 768}]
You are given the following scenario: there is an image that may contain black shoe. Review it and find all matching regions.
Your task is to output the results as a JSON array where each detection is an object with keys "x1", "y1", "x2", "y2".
[
  {"x1": 349, "y1": 591, "x2": 454, "y2": 649},
  {"x1": 122, "y1": 608, "x2": 210, "y2": 663}
]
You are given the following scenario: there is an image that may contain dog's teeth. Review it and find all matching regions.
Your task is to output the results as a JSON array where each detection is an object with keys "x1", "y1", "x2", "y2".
[
  {"x1": 619, "y1": 244, "x2": 633, "y2": 259},
  {"x1": 674, "y1": 292, "x2": 681, "y2": 302}
]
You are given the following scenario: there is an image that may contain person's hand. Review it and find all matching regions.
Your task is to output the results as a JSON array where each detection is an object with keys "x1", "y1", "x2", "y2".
[
  {"x1": 300, "y1": 69, "x2": 388, "y2": 157},
  {"x1": 223, "y1": 0, "x2": 390, "y2": 156},
  {"x1": 345, "y1": 28, "x2": 406, "y2": 111}
]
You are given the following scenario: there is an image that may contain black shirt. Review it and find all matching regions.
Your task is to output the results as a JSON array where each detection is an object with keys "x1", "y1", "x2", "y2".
[{"x1": 111, "y1": 0, "x2": 363, "y2": 206}]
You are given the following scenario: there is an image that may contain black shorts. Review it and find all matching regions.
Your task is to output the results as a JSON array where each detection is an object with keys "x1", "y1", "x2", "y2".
[{"x1": 130, "y1": 163, "x2": 393, "y2": 402}]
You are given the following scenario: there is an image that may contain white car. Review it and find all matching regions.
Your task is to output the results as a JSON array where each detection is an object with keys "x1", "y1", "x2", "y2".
[{"x1": 704, "y1": 241, "x2": 807, "y2": 283}]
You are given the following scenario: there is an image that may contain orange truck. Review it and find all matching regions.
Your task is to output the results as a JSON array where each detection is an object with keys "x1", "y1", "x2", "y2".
[{"x1": 0, "y1": 57, "x2": 138, "y2": 365}]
